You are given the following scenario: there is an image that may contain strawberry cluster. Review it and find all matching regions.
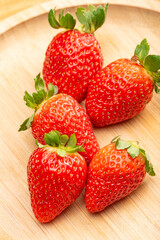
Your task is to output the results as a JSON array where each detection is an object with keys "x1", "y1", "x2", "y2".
[{"x1": 19, "y1": 4, "x2": 158, "y2": 223}]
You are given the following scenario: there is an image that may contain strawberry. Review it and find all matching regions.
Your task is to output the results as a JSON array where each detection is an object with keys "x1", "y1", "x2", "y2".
[
  {"x1": 19, "y1": 74, "x2": 99, "y2": 164},
  {"x1": 86, "y1": 39, "x2": 160, "y2": 127},
  {"x1": 27, "y1": 131, "x2": 87, "y2": 222},
  {"x1": 85, "y1": 136, "x2": 155, "y2": 213},
  {"x1": 42, "y1": 4, "x2": 108, "y2": 102}
]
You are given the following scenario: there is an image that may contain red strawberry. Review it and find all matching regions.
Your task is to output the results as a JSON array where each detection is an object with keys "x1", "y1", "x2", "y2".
[
  {"x1": 85, "y1": 136, "x2": 155, "y2": 213},
  {"x1": 42, "y1": 4, "x2": 108, "y2": 102},
  {"x1": 27, "y1": 131, "x2": 87, "y2": 222},
  {"x1": 86, "y1": 39, "x2": 160, "y2": 126},
  {"x1": 19, "y1": 74, "x2": 99, "y2": 164}
]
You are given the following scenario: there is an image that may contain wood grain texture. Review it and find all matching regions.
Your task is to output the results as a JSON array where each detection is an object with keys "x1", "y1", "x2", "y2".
[
  {"x1": 0, "y1": 0, "x2": 160, "y2": 21},
  {"x1": 1, "y1": 0, "x2": 160, "y2": 35},
  {"x1": 0, "y1": 0, "x2": 49, "y2": 21},
  {"x1": 0, "y1": 0, "x2": 160, "y2": 239}
]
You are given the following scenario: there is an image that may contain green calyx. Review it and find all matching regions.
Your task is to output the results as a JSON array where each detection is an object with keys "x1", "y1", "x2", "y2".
[
  {"x1": 48, "y1": 9, "x2": 76, "y2": 30},
  {"x1": 48, "y1": 3, "x2": 108, "y2": 34},
  {"x1": 36, "y1": 130, "x2": 85, "y2": 157},
  {"x1": 76, "y1": 4, "x2": 108, "y2": 34},
  {"x1": 18, "y1": 74, "x2": 58, "y2": 132},
  {"x1": 133, "y1": 38, "x2": 160, "y2": 93},
  {"x1": 111, "y1": 136, "x2": 155, "y2": 176}
]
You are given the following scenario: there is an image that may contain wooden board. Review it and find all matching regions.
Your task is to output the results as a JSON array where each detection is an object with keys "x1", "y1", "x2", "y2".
[
  {"x1": 0, "y1": 0, "x2": 48, "y2": 21},
  {"x1": 0, "y1": 0, "x2": 160, "y2": 239}
]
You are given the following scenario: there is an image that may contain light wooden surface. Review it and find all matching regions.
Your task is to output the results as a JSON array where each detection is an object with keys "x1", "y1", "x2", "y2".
[
  {"x1": 0, "y1": 0, "x2": 160, "y2": 239},
  {"x1": 0, "y1": 0, "x2": 49, "y2": 20},
  {"x1": 0, "y1": 0, "x2": 160, "y2": 21}
]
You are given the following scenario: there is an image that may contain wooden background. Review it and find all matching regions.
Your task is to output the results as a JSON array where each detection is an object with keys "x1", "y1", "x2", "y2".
[
  {"x1": 0, "y1": 0, "x2": 160, "y2": 239},
  {"x1": 0, "y1": 0, "x2": 47, "y2": 20},
  {"x1": 1, "y1": 0, "x2": 160, "y2": 20}
]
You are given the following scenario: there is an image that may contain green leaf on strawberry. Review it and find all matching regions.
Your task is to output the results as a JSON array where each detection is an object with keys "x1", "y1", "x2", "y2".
[
  {"x1": 76, "y1": 4, "x2": 108, "y2": 33},
  {"x1": 66, "y1": 133, "x2": 77, "y2": 147},
  {"x1": 133, "y1": 39, "x2": 160, "y2": 93},
  {"x1": 47, "y1": 83, "x2": 58, "y2": 99},
  {"x1": 144, "y1": 55, "x2": 160, "y2": 72},
  {"x1": 48, "y1": 3, "x2": 108, "y2": 33},
  {"x1": 134, "y1": 38, "x2": 150, "y2": 65},
  {"x1": 34, "y1": 73, "x2": 45, "y2": 91},
  {"x1": 112, "y1": 136, "x2": 155, "y2": 176},
  {"x1": 19, "y1": 114, "x2": 35, "y2": 131},
  {"x1": 59, "y1": 10, "x2": 76, "y2": 29},
  {"x1": 60, "y1": 135, "x2": 69, "y2": 146},
  {"x1": 18, "y1": 73, "x2": 58, "y2": 131},
  {"x1": 115, "y1": 138, "x2": 131, "y2": 150},
  {"x1": 127, "y1": 145, "x2": 140, "y2": 158},
  {"x1": 37, "y1": 130, "x2": 85, "y2": 157},
  {"x1": 48, "y1": 8, "x2": 76, "y2": 30},
  {"x1": 24, "y1": 91, "x2": 37, "y2": 109},
  {"x1": 48, "y1": 9, "x2": 60, "y2": 29},
  {"x1": 139, "y1": 149, "x2": 155, "y2": 176},
  {"x1": 44, "y1": 131, "x2": 60, "y2": 146}
]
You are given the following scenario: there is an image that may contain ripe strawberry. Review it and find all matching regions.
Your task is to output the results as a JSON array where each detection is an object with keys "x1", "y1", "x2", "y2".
[
  {"x1": 42, "y1": 4, "x2": 108, "y2": 102},
  {"x1": 86, "y1": 39, "x2": 160, "y2": 126},
  {"x1": 27, "y1": 131, "x2": 87, "y2": 222},
  {"x1": 19, "y1": 74, "x2": 99, "y2": 164},
  {"x1": 85, "y1": 136, "x2": 155, "y2": 213}
]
